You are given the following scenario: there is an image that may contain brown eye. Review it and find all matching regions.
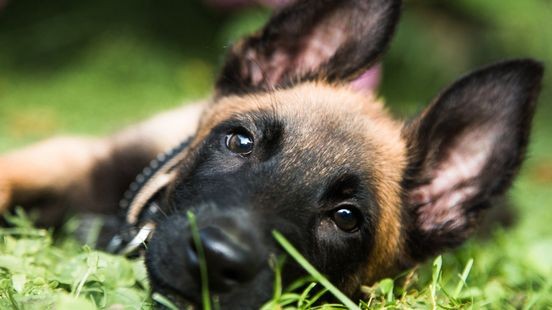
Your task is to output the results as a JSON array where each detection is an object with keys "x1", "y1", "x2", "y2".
[
  {"x1": 225, "y1": 131, "x2": 254, "y2": 155},
  {"x1": 332, "y1": 206, "x2": 360, "y2": 232}
]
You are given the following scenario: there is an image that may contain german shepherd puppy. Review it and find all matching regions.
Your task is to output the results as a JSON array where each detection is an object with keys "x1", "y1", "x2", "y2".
[{"x1": 0, "y1": 0, "x2": 544, "y2": 308}]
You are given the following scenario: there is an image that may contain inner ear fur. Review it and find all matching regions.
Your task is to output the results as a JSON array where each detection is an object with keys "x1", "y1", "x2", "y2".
[
  {"x1": 216, "y1": 0, "x2": 401, "y2": 96},
  {"x1": 401, "y1": 59, "x2": 544, "y2": 261}
]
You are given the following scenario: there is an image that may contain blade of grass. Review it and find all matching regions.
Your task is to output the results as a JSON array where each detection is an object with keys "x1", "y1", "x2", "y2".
[
  {"x1": 276, "y1": 293, "x2": 302, "y2": 307},
  {"x1": 272, "y1": 255, "x2": 286, "y2": 300},
  {"x1": 297, "y1": 282, "x2": 318, "y2": 308},
  {"x1": 453, "y1": 258, "x2": 473, "y2": 299},
  {"x1": 187, "y1": 211, "x2": 211, "y2": 310},
  {"x1": 430, "y1": 256, "x2": 443, "y2": 310},
  {"x1": 272, "y1": 230, "x2": 360, "y2": 310},
  {"x1": 74, "y1": 252, "x2": 99, "y2": 298},
  {"x1": 310, "y1": 303, "x2": 349, "y2": 309},
  {"x1": 261, "y1": 255, "x2": 287, "y2": 310},
  {"x1": 152, "y1": 293, "x2": 179, "y2": 310},
  {"x1": 4, "y1": 289, "x2": 20, "y2": 310},
  {"x1": 303, "y1": 288, "x2": 329, "y2": 309},
  {"x1": 286, "y1": 275, "x2": 316, "y2": 293}
]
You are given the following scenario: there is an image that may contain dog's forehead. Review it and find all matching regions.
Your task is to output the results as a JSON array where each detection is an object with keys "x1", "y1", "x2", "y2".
[
  {"x1": 197, "y1": 82, "x2": 406, "y2": 188},
  {"x1": 201, "y1": 82, "x2": 404, "y2": 157}
]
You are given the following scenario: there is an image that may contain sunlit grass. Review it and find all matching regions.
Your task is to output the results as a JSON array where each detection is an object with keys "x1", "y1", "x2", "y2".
[
  {"x1": 272, "y1": 230, "x2": 359, "y2": 310},
  {"x1": 0, "y1": 210, "x2": 152, "y2": 309},
  {"x1": 1, "y1": 206, "x2": 550, "y2": 309}
]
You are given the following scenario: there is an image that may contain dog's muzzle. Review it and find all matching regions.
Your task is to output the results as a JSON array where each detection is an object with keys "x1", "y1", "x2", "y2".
[
  {"x1": 146, "y1": 206, "x2": 267, "y2": 299},
  {"x1": 106, "y1": 139, "x2": 270, "y2": 306}
]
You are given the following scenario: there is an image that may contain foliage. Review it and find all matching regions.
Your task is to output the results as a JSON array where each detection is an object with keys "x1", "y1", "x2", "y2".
[{"x1": 0, "y1": 210, "x2": 151, "y2": 309}]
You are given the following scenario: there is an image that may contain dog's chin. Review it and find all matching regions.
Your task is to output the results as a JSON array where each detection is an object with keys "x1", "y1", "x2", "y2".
[
  {"x1": 147, "y1": 271, "x2": 198, "y2": 308},
  {"x1": 153, "y1": 288, "x2": 195, "y2": 309},
  {"x1": 149, "y1": 268, "x2": 275, "y2": 310},
  {"x1": 144, "y1": 205, "x2": 278, "y2": 308},
  {"x1": 157, "y1": 291, "x2": 274, "y2": 310}
]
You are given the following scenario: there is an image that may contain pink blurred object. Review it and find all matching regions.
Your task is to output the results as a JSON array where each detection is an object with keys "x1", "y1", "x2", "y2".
[
  {"x1": 351, "y1": 64, "x2": 382, "y2": 93},
  {"x1": 0, "y1": 0, "x2": 8, "y2": 11},
  {"x1": 207, "y1": 0, "x2": 382, "y2": 93}
]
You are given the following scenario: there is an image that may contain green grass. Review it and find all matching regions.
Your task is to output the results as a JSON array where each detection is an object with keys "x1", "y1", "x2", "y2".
[
  {"x1": 272, "y1": 230, "x2": 359, "y2": 310},
  {"x1": 1, "y1": 0, "x2": 552, "y2": 309},
  {"x1": 0, "y1": 210, "x2": 151, "y2": 309},
  {"x1": 188, "y1": 211, "x2": 212, "y2": 310},
  {"x1": 2, "y1": 208, "x2": 550, "y2": 309}
]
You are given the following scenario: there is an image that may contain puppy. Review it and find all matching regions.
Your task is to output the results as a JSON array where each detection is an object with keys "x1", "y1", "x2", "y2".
[{"x1": 0, "y1": 0, "x2": 543, "y2": 308}]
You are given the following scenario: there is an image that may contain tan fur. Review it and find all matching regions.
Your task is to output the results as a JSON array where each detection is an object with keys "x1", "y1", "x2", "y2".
[
  {"x1": 196, "y1": 82, "x2": 407, "y2": 289},
  {"x1": 0, "y1": 175, "x2": 12, "y2": 213},
  {"x1": 0, "y1": 137, "x2": 110, "y2": 210},
  {"x1": 114, "y1": 102, "x2": 205, "y2": 152},
  {"x1": 0, "y1": 102, "x2": 205, "y2": 216}
]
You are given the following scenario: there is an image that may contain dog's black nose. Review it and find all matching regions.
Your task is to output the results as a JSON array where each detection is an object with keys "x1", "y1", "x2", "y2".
[{"x1": 186, "y1": 226, "x2": 262, "y2": 292}]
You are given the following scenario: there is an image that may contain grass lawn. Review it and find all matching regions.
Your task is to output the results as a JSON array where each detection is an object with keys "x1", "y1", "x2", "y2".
[{"x1": 1, "y1": 1, "x2": 551, "y2": 309}]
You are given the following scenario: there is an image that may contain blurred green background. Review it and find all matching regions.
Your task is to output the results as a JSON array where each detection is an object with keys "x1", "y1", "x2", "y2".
[{"x1": 0, "y1": 0, "x2": 551, "y2": 306}]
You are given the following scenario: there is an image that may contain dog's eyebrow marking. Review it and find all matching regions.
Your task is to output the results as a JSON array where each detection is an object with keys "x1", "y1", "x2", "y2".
[{"x1": 322, "y1": 173, "x2": 361, "y2": 201}]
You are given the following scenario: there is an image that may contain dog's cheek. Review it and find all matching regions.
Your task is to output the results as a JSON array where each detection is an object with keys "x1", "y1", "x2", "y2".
[{"x1": 312, "y1": 218, "x2": 368, "y2": 291}]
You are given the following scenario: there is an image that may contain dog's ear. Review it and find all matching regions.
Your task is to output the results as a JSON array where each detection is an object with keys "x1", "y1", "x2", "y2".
[
  {"x1": 402, "y1": 60, "x2": 543, "y2": 261},
  {"x1": 215, "y1": 0, "x2": 401, "y2": 96}
]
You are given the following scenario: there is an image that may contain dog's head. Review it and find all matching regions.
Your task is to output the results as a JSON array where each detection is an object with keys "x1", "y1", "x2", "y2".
[{"x1": 142, "y1": 0, "x2": 543, "y2": 307}]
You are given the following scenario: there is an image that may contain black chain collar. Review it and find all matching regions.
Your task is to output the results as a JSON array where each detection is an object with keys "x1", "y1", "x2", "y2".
[{"x1": 106, "y1": 138, "x2": 192, "y2": 256}]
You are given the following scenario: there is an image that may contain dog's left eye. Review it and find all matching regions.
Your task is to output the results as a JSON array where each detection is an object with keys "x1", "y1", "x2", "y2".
[
  {"x1": 225, "y1": 130, "x2": 254, "y2": 155},
  {"x1": 332, "y1": 205, "x2": 360, "y2": 232}
]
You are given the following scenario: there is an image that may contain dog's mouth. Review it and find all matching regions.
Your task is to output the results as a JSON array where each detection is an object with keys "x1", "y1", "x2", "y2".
[
  {"x1": 152, "y1": 287, "x2": 196, "y2": 309},
  {"x1": 103, "y1": 134, "x2": 352, "y2": 308},
  {"x1": 106, "y1": 207, "x2": 275, "y2": 308},
  {"x1": 145, "y1": 208, "x2": 274, "y2": 306},
  {"x1": 103, "y1": 138, "x2": 276, "y2": 308}
]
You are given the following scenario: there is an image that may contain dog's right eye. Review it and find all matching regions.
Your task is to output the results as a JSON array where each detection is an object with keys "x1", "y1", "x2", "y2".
[
  {"x1": 331, "y1": 204, "x2": 361, "y2": 232},
  {"x1": 225, "y1": 130, "x2": 254, "y2": 156}
]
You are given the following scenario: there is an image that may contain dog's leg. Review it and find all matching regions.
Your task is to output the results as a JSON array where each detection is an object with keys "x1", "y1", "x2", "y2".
[{"x1": 0, "y1": 102, "x2": 204, "y2": 225}]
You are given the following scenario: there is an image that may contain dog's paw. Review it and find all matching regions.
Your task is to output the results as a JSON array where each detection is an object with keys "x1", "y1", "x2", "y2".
[{"x1": 0, "y1": 178, "x2": 11, "y2": 213}]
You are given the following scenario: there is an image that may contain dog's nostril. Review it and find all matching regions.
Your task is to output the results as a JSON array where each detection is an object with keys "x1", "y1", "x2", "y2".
[
  {"x1": 185, "y1": 226, "x2": 262, "y2": 293},
  {"x1": 221, "y1": 269, "x2": 241, "y2": 283}
]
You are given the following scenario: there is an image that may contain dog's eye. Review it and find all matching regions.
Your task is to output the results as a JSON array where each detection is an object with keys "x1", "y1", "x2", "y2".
[
  {"x1": 225, "y1": 130, "x2": 254, "y2": 155},
  {"x1": 332, "y1": 205, "x2": 360, "y2": 232}
]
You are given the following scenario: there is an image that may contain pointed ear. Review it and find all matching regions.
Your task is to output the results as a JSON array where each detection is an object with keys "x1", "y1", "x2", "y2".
[
  {"x1": 402, "y1": 59, "x2": 544, "y2": 261},
  {"x1": 215, "y1": 0, "x2": 401, "y2": 96}
]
